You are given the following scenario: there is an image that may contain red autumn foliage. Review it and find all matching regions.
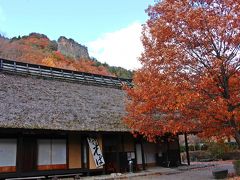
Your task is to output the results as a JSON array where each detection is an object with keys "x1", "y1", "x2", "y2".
[
  {"x1": 23, "y1": 35, "x2": 50, "y2": 49},
  {"x1": 124, "y1": 0, "x2": 240, "y2": 145},
  {"x1": 0, "y1": 34, "x2": 113, "y2": 76}
]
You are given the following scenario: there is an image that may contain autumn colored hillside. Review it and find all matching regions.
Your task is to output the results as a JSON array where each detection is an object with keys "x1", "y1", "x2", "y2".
[{"x1": 0, "y1": 33, "x2": 133, "y2": 78}]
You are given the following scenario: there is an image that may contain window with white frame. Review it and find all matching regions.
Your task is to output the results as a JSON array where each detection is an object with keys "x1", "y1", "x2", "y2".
[{"x1": 37, "y1": 139, "x2": 66, "y2": 169}]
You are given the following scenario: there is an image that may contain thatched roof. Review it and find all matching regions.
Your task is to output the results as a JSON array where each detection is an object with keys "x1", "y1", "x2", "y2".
[{"x1": 0, "y1": 72, "x2": 129, "y2": 132}]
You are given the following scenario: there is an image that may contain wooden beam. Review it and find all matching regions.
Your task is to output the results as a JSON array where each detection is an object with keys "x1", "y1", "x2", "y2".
[{"x1": 184, "y1": 133, "x2": 190, "y2": 165}]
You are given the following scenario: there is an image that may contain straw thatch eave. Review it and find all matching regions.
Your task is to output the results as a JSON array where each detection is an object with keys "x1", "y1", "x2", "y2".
[{"x1": 0, "y1": 72, "x2": 129, "y2": 132}]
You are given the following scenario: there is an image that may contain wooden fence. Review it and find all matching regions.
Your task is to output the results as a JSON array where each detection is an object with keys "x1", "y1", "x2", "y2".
[{"x1": 0, "y1": 58, "x2": 132, "y2": 88}]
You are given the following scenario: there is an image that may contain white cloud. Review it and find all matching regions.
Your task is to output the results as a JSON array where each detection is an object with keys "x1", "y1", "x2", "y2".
[{"x1": 87, "y1": 22, "x2": 143, "y2": 70}]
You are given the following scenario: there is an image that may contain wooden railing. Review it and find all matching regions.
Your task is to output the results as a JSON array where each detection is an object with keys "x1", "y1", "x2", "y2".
[{"x1": 0, "y1": 58, "x2": 132, "y2": 88}]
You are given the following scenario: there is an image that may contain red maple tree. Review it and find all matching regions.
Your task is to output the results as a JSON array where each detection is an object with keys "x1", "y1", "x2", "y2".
[{"x1": 124, "y1": 0, "x2": 240, "y2": 146}]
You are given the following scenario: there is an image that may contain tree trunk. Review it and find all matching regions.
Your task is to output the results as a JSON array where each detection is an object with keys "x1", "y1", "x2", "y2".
[
  {"x1": 229, "y1": 116, "x2": 240, "y2": 148},
  {"x1": 234, "y1": 131, "x2": 240, "y2": 149}
]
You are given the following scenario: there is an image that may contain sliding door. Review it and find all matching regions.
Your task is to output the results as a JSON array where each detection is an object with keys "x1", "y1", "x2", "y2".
[
  {"x1": 0, "y1": 139, "x2": 17, "y2": 173},
  {"x1": 37, "y1": 139, "x2": 67, "y2": 170}
]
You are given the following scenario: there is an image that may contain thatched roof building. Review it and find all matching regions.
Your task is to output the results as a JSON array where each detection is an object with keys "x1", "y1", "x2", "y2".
[
  {"x1": 0, "y1": 59, "x2": 130, "y2": 132},
  {"x1": 0, "y1": 59, "x2": 182, "y2": 179}
]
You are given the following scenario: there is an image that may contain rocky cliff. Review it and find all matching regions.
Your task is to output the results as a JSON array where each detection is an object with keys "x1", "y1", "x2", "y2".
[{"x1": 57, "y1": 36, "x2": 90, "y2": 60}]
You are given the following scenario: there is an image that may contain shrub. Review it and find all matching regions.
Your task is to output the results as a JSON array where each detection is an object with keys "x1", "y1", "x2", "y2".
[
  {"x1": 180, "y1": 145, "x2": 185, "y2": 153},
  {"x1": 222, "y1": 151, "x2": 240, "y2": 160},
  {"x1": 189, "y1": 150, "x2": 212, "y2": 161},
  {"x1": 47, "y1": 41, "x2": 58, "y2": 51},
  {"x1": 233, "y1": 160, "x2": 240, "y2": 176},
  {"x1": 227, "y1": 142, "x2": 239, "y2": 150},
  {"x1": 207, "y1": 142, "x2": 231, "y2": 159}
]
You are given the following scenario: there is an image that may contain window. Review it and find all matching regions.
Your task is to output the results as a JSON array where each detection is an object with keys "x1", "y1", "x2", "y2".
[
  {"x1": 0, "y1": 139, "x2": 17, "y2": 172},
  {"x1": 37, "y1": 139, "x2": 66, "y2": 170}
]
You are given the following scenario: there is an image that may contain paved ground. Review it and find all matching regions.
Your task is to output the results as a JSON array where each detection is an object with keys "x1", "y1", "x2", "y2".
[
  {"x1": 130, "y1": 161, "x2": 235, "y2": 180},
  {"x1": 63, "y1": 161, "x2": 238, "y2": 180}
]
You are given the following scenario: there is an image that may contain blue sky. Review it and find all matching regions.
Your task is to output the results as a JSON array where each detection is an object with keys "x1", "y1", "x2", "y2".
[{"x1": 0, "y1": 0, "x2": 154, "y2": 69}]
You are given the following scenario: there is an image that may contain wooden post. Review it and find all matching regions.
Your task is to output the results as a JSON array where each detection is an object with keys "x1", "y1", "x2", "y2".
[
  {"x1": 16, "y1": 134, "x2": 23, "y2": 174},
  {"x1": 166, "y1": 137, "x2": 170, "y2": 167},
  {"x1": 26, "y1": 63, "x2": 29, "y2": 73},
  {"x1": 140, "y1": 141, "x2": 146, "y2": 170},
  {"x1": 14, "y1": 61, "x2": 16, "y2": 71},
  {"x1": 0, "y1": 59, "x2": 3, "y2": 69},
  {"x1": 121, "y1": 133, "x2": 124, "y2": 152},
  {"x1": 134, "y1": 140, "x2": 137, "y2": 171},
  {"x1": 116, "y1": 134, "x2": 121, "y2": 172},
  {"x1": 184, "y1": 133, "x2": 190, "y2": 165},
  {"x1": 177, "y1": 135, "x2": 182, "y2": 166},
  {"x1": 38, "y1": 66, "x2": 42, "y2": 76}
]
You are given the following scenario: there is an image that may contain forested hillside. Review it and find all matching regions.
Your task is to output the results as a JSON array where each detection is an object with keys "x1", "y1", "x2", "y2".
[{"x1": 0, "y1": 33, "x2": 133, "y2": 78}]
